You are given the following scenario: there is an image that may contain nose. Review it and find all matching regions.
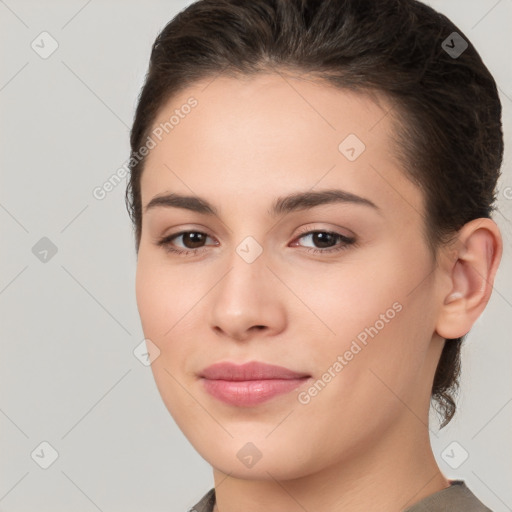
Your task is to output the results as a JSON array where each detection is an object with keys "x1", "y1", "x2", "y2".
[{"x1": 208, "y1": 249, "x2": 287, "y2": 342}]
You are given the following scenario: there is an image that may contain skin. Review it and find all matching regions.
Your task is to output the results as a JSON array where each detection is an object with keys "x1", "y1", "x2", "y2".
[{"x1": 135, "y1": 72, "x2": 502, "y2": 512}]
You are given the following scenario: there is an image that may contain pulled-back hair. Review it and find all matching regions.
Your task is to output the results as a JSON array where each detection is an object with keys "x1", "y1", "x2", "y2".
[{"x1": 125, "y1": 0, "x2": 503, "y2": 427}]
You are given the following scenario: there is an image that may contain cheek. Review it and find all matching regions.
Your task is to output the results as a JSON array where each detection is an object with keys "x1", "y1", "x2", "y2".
[
  {"x1": 135, "y1": 251, "x2": 200, "y2": 340},
  {"x1": 289, "y1": 278, "x2": 434, "y2": 459},
  {"x1": 281, "y1": 252, "x2": 405, "y2": 344},
  {"x1": 135, "y1": 258, "x2": 164, "y2": 338},
  {"x1": 135, "y1": 253, "x2": 203, "y2": 422},
  {"x1": 295, "y1": 242, "x2": 435, "y2": 381}
]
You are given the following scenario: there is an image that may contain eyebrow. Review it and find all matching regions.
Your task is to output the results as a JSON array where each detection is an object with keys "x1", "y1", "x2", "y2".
[{"x1": 144, "y1": 188, "x2": 380, "y2": 217}]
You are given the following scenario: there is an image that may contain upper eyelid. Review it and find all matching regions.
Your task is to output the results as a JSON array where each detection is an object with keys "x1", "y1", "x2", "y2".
[
  {"x1": 294, "y1": 225, "x2": 354, "y2": 238},
  {"x1": 165, "y1": 226, "x2": 351, "y2": 239}
]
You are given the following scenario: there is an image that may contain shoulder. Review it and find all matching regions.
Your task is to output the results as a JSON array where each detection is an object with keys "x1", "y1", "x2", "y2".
[
  {"x1": 404, "y1": 480, "x2": 493, "y2": 512},
  {"x1": 188, "y1": 481, "x2": 493, "y2": 512},
  {"x1": 188, "y1": 487, "x2": 216, "y2": 512}
]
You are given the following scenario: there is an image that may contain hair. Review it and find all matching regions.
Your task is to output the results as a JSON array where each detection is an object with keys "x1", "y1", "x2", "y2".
[{"x1": 125, "y1": 0, "x2": 503, "y2": 428}]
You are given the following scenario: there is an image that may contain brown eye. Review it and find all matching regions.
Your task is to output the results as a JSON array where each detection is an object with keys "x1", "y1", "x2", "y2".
[
  {"x1": 304, "y1": 232, "x2": 338, "y2": 249},
  {"x1": 293, "y1": 229, "x2": 356, "y2": 254},
  {"x1": 156, "y1": 231, "x2": 217, "y2": 255},
  {"x1": 179, "y1": 232, "x2": 208, "y2": 249}
]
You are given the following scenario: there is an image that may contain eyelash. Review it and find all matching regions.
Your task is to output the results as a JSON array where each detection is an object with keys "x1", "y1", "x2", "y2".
[{"x1": 156, "y1": 227, "x2": 356, "y2": 257}]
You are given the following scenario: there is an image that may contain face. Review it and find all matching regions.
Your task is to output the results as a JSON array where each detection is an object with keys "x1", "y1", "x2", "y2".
[{"x1": 135, "y1": 73, "x2": 446, "y2": 480}]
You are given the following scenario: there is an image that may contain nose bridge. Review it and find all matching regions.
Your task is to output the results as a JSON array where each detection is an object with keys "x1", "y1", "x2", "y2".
[
  {"x1": 220, "y1": 211, "x2": 270, "y2": 279},
  {"x1": 208, "y1": 232, "x2": 285, "y2": 338},
  {"x1": 220, "y1": 235, "x2": 269, "y2": 305}
]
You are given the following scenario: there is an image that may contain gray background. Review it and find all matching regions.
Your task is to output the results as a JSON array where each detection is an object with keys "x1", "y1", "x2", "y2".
[{"x1": 0, "y1": 1, "x2": 511, "y2": 511}]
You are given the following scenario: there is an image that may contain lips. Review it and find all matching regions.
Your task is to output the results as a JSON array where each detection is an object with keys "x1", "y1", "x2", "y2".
[
  {"x1": 199, "y1": 361, "x2": 311, "y2": 407},
  {"x1": 199, "y1": 361, "x2": 310, "y2": 381}
]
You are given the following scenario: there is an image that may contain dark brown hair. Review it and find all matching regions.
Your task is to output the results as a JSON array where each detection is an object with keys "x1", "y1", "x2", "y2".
[{"x1": 125, "y1": 0, "x2": 503, "y2": 428}]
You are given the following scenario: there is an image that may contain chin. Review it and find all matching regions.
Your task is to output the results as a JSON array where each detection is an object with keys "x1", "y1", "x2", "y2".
[{"x1": 192, "y1": 435, "x2": 318, "y2": 481}]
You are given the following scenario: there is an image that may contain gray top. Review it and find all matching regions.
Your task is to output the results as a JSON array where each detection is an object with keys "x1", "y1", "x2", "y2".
[{"x1": 188, "y1": 480, "x2": 492, "y2": 511}]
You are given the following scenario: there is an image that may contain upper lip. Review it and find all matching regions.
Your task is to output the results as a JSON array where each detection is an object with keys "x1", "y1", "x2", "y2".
[{"x1": 199, "y1": 361, "x2": 310, "y2": 381}]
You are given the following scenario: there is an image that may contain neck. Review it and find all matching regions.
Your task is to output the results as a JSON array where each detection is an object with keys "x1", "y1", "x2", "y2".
[{"x1": 212, "y1": 416, "x2": 449, "y2": 512}]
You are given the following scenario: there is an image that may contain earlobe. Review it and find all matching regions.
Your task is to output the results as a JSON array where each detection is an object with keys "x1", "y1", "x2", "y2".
[{"x1": 436, "y1": 218, "x2": 502, "y2": 339}]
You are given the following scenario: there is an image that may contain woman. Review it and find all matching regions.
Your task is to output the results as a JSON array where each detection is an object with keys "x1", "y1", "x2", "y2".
[{"x1": 125, "y1": 0, "x2": 504, "y2": 510}]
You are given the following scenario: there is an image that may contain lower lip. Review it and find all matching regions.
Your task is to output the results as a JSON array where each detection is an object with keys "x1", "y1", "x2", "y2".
[{"x1": 201, "y1": 378, "x2": 310, "y2": 406}]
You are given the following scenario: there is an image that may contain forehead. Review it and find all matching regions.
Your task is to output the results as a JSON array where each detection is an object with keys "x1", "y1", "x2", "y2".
[
  {"x1": 149, "y1": 72, "x2": 395, "y2": 154},
  {"x1": 140, "y1": 72, "x2": 423, "y2": 222}
]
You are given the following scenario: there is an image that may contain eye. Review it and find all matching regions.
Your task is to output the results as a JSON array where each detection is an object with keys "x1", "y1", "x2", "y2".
[
  {"x1": 156, "y1": 227, "x2": 356, "y2": 257},
  {"x1": 291, "y1": 227, "x2": 356, "y2": 254},
  {"x1": 156, "y1": 230, "x2": 217, "y2": 256}
]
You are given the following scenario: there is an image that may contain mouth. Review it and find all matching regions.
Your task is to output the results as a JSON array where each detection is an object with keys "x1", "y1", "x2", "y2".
[{"x1": 199, "y1": 361, "x2": 311, "y2": 407}]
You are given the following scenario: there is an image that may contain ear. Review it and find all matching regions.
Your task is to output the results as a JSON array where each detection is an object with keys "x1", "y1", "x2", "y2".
[{"x1": 435, "y1": 218, "x2": 503, "y2": 339}]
